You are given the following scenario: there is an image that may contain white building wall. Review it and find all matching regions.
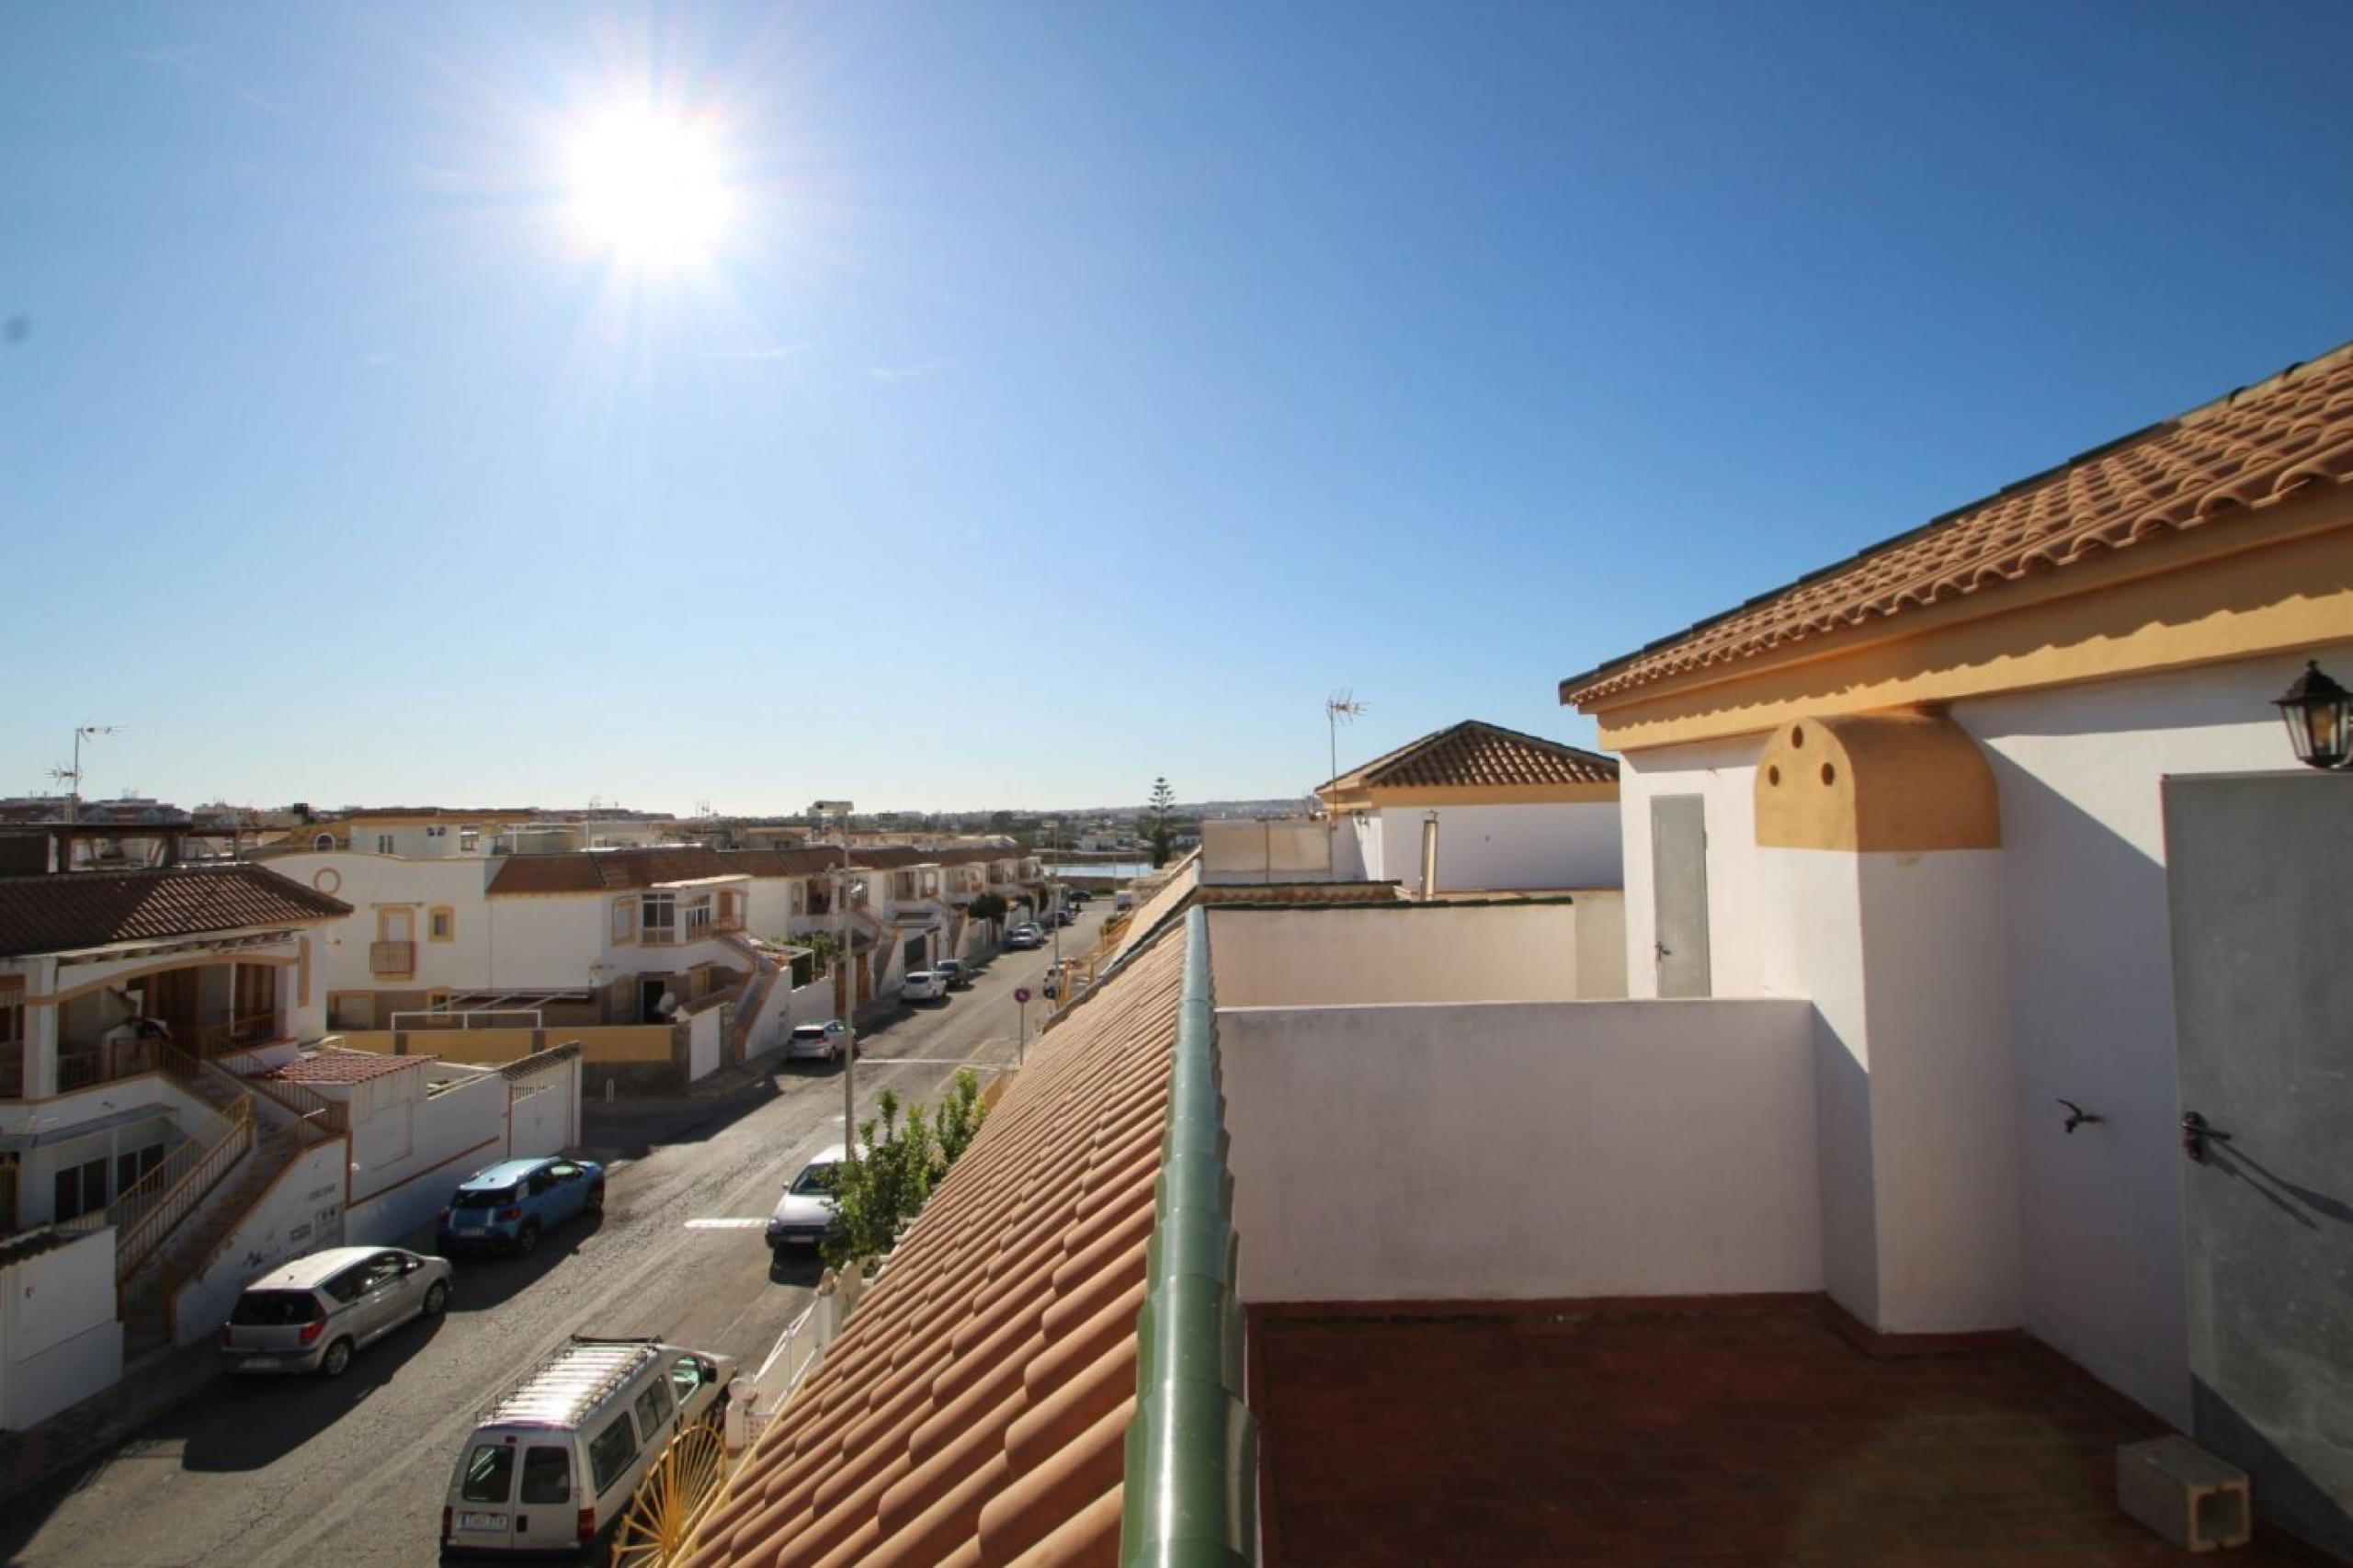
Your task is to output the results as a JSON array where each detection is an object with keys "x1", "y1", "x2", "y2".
[
  {"x1": 1372, "y1": 801, "x2": 1623, "y2": 894},
  {"x1": 1221, "y1": 998, "x2": 1820, "y2": 1303},
  {"x1": 0, "y1": 1229, "x2": 123, "y2": 1431},
  {"x1": 345, "y1": 1072, "x2": 508, "y2": 1244},
  {"x1": 172, "y1": 1138, "x2": 348, "y2": 1346},
  {"x1": 1615, "y1": 735, "x2": 1771, "y2": 999},
  {"x1": 1208, "y1": 904, "x2": 1611, "y2": 1006},
  {"x1": 1950, "y1": 644, "x2": 2347, "y2": 1425},
  {"x1": 267, "y1": 853, "x2": 496, "y2": 998}
]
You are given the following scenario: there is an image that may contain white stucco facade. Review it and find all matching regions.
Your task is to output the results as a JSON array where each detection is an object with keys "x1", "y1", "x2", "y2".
[
  {"x1": 1603, "y1": 640, "x2": 2353, "y2": 1424},
  {"x1": 1349, "y1": 801, "x2": 1622, "y2": 895}
]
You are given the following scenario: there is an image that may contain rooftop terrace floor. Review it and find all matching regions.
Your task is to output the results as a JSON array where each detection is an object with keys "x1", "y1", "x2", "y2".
[{"x1": 1254, "y1": 1298, "x2": 2313, "y2": 1567}]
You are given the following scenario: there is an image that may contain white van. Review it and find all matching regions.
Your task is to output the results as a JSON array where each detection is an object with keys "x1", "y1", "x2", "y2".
[{"x1": 441, "y1": 1335, "x2": 738, "y2": 1555}]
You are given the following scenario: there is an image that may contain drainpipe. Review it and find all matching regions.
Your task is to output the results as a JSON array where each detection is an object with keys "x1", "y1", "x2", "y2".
[{"x1": 1419, "y1": 811, "x2": 1439, "y2": 902}]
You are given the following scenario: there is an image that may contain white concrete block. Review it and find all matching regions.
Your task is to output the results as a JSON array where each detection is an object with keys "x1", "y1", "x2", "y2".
[{"x1": 2117, "y1": 1435, "x2": 2251, "y2": 1552}]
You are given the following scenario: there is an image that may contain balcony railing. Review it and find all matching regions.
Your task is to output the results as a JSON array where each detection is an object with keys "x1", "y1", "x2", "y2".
[
  {"x1": 370, "y1": 939, "x2": 416, "y2": 977},
  {"x1": 61, "y1": 1081, "x2": 256, "y2": 1280},
  {"x1": 55, "y1": 1038, "x2": 163, "y2": 1095},
  {"x1": 194, "y1": 1011, "x2": 280, "y2": 1058}
]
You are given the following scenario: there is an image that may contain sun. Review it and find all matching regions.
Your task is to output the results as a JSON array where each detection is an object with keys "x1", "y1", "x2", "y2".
[{"x1": 566, "y1": 107, "x2": 731, "y2": 269}]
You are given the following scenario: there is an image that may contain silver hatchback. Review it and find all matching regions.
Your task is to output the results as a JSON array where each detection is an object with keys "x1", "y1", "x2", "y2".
[{"x1": 221, "y1": 1245, "x2": 452, "y2": 1377}]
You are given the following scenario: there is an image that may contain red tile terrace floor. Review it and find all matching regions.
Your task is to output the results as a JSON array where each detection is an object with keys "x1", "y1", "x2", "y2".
[{"x1": 1254, "y1": 1299, "x2": 2314, "y2": 1567}]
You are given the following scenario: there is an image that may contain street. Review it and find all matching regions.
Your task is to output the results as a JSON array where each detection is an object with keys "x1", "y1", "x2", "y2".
[{"x1": 0, "y1": 906, "x2": 1107, "y2": 1568}]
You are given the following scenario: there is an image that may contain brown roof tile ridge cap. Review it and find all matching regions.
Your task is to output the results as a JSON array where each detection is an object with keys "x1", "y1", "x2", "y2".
[
  {"x1": 1316, "y1": 721, "x2": 1472, "y2": 793},
  {"x1": 973, "y1": 1394, "x2": 1134, "y2": 1564},
  {"x1": 1559, "y1": 341, "x2": 2353, "y2": 703},
  {"x1": 1002, "y1": 1482, "x2": 1122, "y2": 1568},
  {"x1": 1370, "y1": 719, "x2": 1618, "y2": 783}
]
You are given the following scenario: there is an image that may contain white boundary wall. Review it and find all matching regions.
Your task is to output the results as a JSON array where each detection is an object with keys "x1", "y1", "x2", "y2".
[
  {"x1": 1208, "y1": 903, "x2": 1623, "y2": 1006},
  {"x1": 173, "y1": 1138, "x2": 349, "y2": 1346},
  {"x1": 0, "y1": 1229, "x2": 122, "y2": 1431},
  {"x1": 1220, "y1": 997, "x2": 1820, "y2": 1304}
]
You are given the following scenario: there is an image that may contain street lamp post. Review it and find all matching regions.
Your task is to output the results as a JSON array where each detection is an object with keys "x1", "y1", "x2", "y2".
[{"x1": 813, "y1": 801, "x2": 858, "y2": 1145}]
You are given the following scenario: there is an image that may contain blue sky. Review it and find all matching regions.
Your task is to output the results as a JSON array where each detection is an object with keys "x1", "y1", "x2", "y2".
[{"x1": 4, "y1": 4, "x2": 2349, "y2": 814}]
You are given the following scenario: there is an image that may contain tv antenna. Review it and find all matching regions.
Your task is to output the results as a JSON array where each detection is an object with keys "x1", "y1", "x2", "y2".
[
  {"x1": 1324, "y1": 689, "x2": 1368, "y2": 788},
  {"x1": 51, "y1": 724, "x2": 120, "y2": 824}
]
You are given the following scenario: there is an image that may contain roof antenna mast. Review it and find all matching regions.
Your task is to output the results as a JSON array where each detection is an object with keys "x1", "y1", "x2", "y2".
[
  {"x1": 1324, "y1": 689, "x2": 1368, "y2": 792},
  {"x1": 50, "y1": 723, "x2": 120, "y2": 826}
]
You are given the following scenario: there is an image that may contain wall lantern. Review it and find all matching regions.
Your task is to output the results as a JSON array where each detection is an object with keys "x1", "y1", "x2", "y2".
[{"x1": 2273, "y1": 660, "x2": 2353, "y2": 770}]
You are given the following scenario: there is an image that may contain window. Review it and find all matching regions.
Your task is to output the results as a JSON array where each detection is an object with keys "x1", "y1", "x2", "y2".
[
  {"x1": 610, "y1": 897, "x2": 637, "y2": 945},
  {"x1": 425, "y1": 824, "x2": 446, "y2": 838},
  {"x1": 52, "y1": 1157, "x2": 108, "y2": 1222},
  {"x1": 428, "y1": 907, "x2": 455, "y2": 942},
  {"x1": 460, "y1": 1444, "x2": 516, "y2": 1505},
  {"x1": 683, "y1": 893, "x2": 712, "y2": 938},
  {"x1": 375, "y1": 834, "x2": 396, "y2": 855},
  {"x1": 363, "y1": 1252, "x2": 407, "y2": 1291},
  {"x1": 519, "y1": 1447, "x2": 571, "y2": 1506},
  {"x1": 633, "y1": 1377, "x2": 673, "y2": 1443},
  {"x1": 313, "y1": 833, "x2": 335, "y2": 852},
  {"x1": 459, "y1": 824, "x2": 481, "y2": 852},
  {"x1": 641, "y1": 893, "x2": 676, "y2": 945},
  {"x1": 115, "y1": 1142, "x2": 164, "y2": 1195},
  {"x1": 668, "y1": 1356, "x2": 706, "y2": 1407},
  {"x1": 324, "y1": 1266, "x2": 371, "y2": 1304},
  {"x1": 587, "y1": 1413, "x2": 639, "y2": 1494}
]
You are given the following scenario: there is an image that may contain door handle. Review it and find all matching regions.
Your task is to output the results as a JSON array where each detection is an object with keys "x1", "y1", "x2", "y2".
[
  {"x1": 2181, "y1": 1111, "x2": 2234, "y2": 1164},
  {"x1": 1654, "y1": 942, "x2": 1671, "y2": 960}
]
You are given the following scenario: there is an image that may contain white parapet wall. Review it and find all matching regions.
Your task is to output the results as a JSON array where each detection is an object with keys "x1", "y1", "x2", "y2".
[
  {"x1": 345, "y1": 1069, "x2": 508, "y2": 1244},
  {"x1": 0, "y1": 1228, "x2": 123, "y2": 1431},
  {"x1": 1207, "y1": 902, "x2": 1626, "y2": 1006},
  {"x1": 1219, "y1": 997, "x2": 1821, "y2": 1304}
]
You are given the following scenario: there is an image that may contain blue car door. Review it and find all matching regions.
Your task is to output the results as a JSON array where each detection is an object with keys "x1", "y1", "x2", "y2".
[{"x1": 547, "y1": 1164, "x2": 585, "y2": 1222}]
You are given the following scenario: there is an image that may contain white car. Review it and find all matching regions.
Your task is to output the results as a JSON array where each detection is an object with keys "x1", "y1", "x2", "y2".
[
  {"x1": 783, "y1": 1020, "x2": 848, "y2": 1063},
  {"x1": 766, "y1": 1146, "x2": 845, "y2": 1250},
  {"x1": 1005, "y1": 925, "x2": 1045, "y2": 950},
  {"x1": 902, "y1": 970, "x2": 947, "y2": 1002}
]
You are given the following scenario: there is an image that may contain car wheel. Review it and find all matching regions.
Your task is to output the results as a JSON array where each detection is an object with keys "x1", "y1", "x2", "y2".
[
  {"x1": 515, "y1": 1221, "x2": 541, "y2": 1256},
  {"x1": 421, "y1": 1279, "x2": 449, "y2": 1317},
  {"x1": 585, "y1": 1183, "x2": 605, "y2": 1216},
  {"x1": 320, "y1": 1337, "x2": 355, "y2": 1378}
]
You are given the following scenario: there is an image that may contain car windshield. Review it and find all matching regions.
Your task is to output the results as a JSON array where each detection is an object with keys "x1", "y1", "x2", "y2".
[
  {"x1": 452, "y1": 1186, "x2": 516, "y2": 1210},
  {"x1": 230, "y1": 1290, "x2": 322, "y2": 1326},
  {"x1": 790, "y1": 1163, "x2": 837, "y2": 1197},
  {"x1": 790, "y1": 1026, "x2": 826, "y2": 1040}
]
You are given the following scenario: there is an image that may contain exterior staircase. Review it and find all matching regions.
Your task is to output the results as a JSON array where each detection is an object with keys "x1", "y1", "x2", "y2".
[
  {"x1": 119, "y1": 1127, "x2": 309, "y2": 1357},
  {"x1": 717, "y1": 934, "x2": 787, "y2": 1062}
]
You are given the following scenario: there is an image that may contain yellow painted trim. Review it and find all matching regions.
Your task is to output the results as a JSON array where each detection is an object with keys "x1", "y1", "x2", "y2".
[
  {"x1": 1755, "y1": 713, "x2": 2001, "y2": 852},
  {"x1": 1588, "y1": 497, "x2": 2353, "y2": 752},
  {"x1": 33, "y1": 949, "x2": 297, "y2": 1007}
]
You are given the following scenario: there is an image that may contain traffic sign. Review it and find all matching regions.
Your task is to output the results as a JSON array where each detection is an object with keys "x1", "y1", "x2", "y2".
[{"x1": 1014, "y1": 986, "x2": 1031, "y2": 1004}]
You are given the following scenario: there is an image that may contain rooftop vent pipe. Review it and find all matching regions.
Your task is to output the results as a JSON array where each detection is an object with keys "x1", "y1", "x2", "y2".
[{"x1": 1419, "y1": 811, "x2": 1439, "y2": 902}]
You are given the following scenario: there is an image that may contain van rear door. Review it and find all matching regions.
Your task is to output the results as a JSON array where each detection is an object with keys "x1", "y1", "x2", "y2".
[
  {"x1": 450, "y1": 1436, "x2": 517, "y2": 1549},
  {"x1": 511, "y1": 1443, "x2": 579, "y2": 1551}
]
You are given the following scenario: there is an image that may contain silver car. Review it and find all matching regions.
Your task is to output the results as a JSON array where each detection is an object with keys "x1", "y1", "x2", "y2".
[
  {"x1": 783, "y1": 1019, "x2": 848, "y2": 1063},
  {"x1": 220, "y1": 1244, "x2": 452, "y2": 1377}
]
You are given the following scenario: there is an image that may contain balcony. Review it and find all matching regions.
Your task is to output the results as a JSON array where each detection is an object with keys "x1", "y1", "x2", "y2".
[{"x1": 369, "y1": 939, "x2": 416, "y2": 978}]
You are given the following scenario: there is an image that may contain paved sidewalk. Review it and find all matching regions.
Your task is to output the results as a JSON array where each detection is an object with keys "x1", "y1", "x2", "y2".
[{"x1": 0, "y1": 1340, "x2": 221, "y2": 1506}]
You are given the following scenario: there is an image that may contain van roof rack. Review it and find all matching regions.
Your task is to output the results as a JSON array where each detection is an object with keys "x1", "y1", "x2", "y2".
[{"x1": 478, "y1": 1338, "x2": 664, "y2": 1429}]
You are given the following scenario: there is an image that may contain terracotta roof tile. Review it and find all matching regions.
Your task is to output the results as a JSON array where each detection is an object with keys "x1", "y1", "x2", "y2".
[
  {"x1": 682, "y1": 930, "x2": 1189, "y2": 1568},
  {"x1": 1320, "y1": 720, "x2": 1620, "y2": 793},
  {"x1": 0, "y1": 866, "x2": 350, "y2": 957},
  {"x1": 1562, "y1": 341, "x2": 2353, "y2": 706},
  {"x1": 263, "y1": 1050, "x2": 430, "y2": 1085}
]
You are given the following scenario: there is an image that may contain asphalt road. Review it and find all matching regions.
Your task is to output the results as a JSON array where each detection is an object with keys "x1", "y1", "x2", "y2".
[{"x1": 0, "y1": 906, "x2": 1109, "y2": 1568}]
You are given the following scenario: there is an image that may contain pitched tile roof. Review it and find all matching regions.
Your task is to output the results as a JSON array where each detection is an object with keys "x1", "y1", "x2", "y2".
[
  {"x1": 683, "y1": 927, "x2": 1190, "y2": 1567},
  {"x1": 1321, "y1": 720, "x2": 1620, "y2": 793},
  {"x1": 264, "y1": 1050, "x2": 430, "y2": 1085},
  {"x1": 486, "y1": 847, "x2": 740, "y2": 895},
  {"x1": 1562, "y1": 341, "x2": 2353, "y2": 707},
  {"x1": 0, "y1": 866, "x2": 351, "y2": 957},
  {"x1": 720, "y1": 847, "x2": 857, "y2": 879}
]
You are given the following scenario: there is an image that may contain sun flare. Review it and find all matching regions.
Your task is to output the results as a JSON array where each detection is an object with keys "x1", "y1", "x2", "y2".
[{"x1": 567, "y1": 107, "x2": 731, "y2": 269}]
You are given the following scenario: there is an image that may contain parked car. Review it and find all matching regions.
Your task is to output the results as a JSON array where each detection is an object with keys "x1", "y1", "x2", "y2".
[
  {"x1": 1043, "y1": 960, "x2": 1076, "y2": 999},
  {"x1": 438, "y1": 1156, "x2": 606, "y2": 1256},
  {"x1": 784, "y1": 1019, "x2": 849, "y2": 1063},
  {"x1": 222, "y1": 1245, "x2": 452, "y2": 1378},
  {"x1": 766, "y1": 1144, "x2": 846, "y2": 1251},
  {"x1": 934, "y1": 958, "x2": 971, "y2": 990},
  {"x1": 1051, "y1": 908, "x2": 1078, "y2": 926},
  {"x1": 442, "y1": 1335, "x2": 737, "y2": 1556},
  {"x1": 1065, "y1": 889, "x2": 1092, "y2": 904},
  {"x1": 902, "y1": 969, "x2": 948, "y2": 1002},
  {"x1": 1005, "y1": 925, "x2": 1044, "y2": 950}
]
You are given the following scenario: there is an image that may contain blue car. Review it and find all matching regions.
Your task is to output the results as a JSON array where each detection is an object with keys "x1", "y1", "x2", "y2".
[{"x1": 437, "y1": 1156, "x2": 605, "y2": 1256}]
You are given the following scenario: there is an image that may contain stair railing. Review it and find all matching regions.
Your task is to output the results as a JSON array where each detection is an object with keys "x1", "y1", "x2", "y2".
[{"x1": 91, "y1": 1091, "x2": 256, "y2": 1282}]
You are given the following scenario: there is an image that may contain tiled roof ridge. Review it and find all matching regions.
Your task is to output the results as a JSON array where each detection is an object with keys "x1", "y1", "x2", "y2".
[
  {"x1": 680, "y1": 928, "x2": 1196, "y2": 1567},
  {"x1": 0, "y1": 863, "x2": 351, "y2": 957},
  {"x1": 1560, "y1": 336, "x2": 2353, "y2": 706},
  {"x1": 1323, "y1": 718, "x2": 1620, "y2": 791}
]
